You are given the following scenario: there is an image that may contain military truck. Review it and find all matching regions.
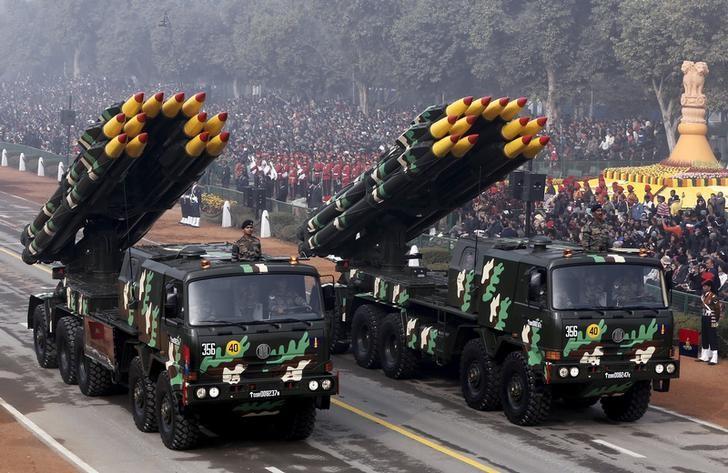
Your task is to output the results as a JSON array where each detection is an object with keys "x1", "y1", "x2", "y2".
[
  {"x1": 300, "y1": 95, "x2": 679, "y2": 425},
  {"x1": 22, "y1": 92, "x2": 336, "y2": 450}
]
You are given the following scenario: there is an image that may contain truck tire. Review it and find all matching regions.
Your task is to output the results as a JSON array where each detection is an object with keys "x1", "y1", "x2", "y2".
[
  {"x1": 460, "y1": 338, "x2": 501, "y2": 411},
  {"x1": 156, "y1": 371, "x2": 199, "y2": 450},
  {"x1": 33, "y1": 305, "x2": 57, "y2": 368},
  {"x1": 275, "y1": 399, "x2": 317, "y2": 441},
  {"x1": 56, "y1": 316, "x2": 82, "y2": 385},
  {"x1": 500, "y1": 351, "x2": 551, "y2": 425},
  {"x1": 78, "y1": 352, "x2": 113, "y2": 397},
  {"x1": 351, "y1": 305, "x2": 382, "y2": 369},
  {"x1": 129, "y1": 356, "x2": 158, "y2": 432},
  {"x1": 378, "y1": 313, "x2": 418, "y2": 379},
  {"x1": 600, "y1": 381, "x2": 651, "y2": 422},
  {"x1": 328, "y1": 312, "x2": 350, "y2": 354}
]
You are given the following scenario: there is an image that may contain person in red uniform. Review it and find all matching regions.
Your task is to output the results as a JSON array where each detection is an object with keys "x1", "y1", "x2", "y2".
[
  {"x1": 341, "y1": 161, "x2": 351, "y2": 188},
  {"x1": 332, "y1": 160, "x2": 342, "y2": 193},
  {"x1": 322, "y1": 159, "x2": 333, "y2": 196}
]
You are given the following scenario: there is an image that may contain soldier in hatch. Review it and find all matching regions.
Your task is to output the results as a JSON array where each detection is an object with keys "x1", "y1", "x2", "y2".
[
  {"x1": 580, "y1": 204, "x2": 611, "y2": 252},
  {"x1": 233, "y1": 219, "x2": 261, "y2": 261},
  {"x1": 269, "y1": 279, "x2": 309, "y2": 315}
]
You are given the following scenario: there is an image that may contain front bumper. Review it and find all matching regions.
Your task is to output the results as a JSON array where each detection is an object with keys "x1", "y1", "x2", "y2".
[
  {"x1": 184, "y1": 372, "x2": 339, "y2": 405},
  {"x1": 544, "y1": 358, "x2": 680, "y2": 385}
]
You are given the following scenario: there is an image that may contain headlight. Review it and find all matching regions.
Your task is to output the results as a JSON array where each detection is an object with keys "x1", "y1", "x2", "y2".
[
  {"x1": 666, "y1": 363, "x2": 676, "y2": 374},
  {"x1": 208, "y1": 386, "x2": 220, "y2": 398},
  {"x1": 569, "y1": 367, "x2": 580, "y2": 378},
  {"x1": 195, "y1": 387, "x2": 207, "y2": 399},
  {"x1": 308, "y1": 380, "x2": 319, "y2": 391},
  {"x1": 321, "y1": 379, "x2": 332, "y2": 390},
  {"x1": 655, "y1": 364, "x2": 664, "y2": 374},
  {"x1": 559, "y1": 367, "x2": 569, "y2": 378}
]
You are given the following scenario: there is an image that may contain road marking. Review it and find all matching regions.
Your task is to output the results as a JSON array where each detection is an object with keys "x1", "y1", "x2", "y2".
[
  {"x1": 592, "y1": 439, "x2": 645, "y2": 458},
  {"x1": 0, "y1": 247, "x2": 52, "y2": 274},
  {"x1": 265, "y1": 467, "x2": 286, "y2": 473},
  {"x1": 331, "y1": 398, "x2": 499, "y2": 473},
  {"x1": 0, "y1": 189, "x2": 40, "y2": 206},
  {"x1": 649, "y1": 405, "x2": 728, "y2": 434},
  {"x1": 0, "y1": 396, "x2": 99, "y2": 473}
]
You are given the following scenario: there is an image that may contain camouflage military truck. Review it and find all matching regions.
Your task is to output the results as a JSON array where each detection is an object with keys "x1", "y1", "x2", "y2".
[
  {"x1": 22, "y1": 92, "x2": 336, "y2": 450},
  {"x1": 300, "y1": 95, "x2": 679, "y2": 425}
]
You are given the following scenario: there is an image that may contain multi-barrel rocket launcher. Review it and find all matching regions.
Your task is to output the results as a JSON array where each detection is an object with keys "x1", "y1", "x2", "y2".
[
  {"x1": 21, "y1": 91, "x2": 230, "y2": 267},
  {"x1": 299, "y1": 95, "x2": 550, "y2": 266}
]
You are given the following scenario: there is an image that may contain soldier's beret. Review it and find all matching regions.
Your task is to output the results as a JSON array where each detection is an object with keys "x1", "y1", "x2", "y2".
[
  {"x1": 241, "y1": 219, "x2": 254, "y2": 228},
  {"x1": 591, "y1": 203, "x2": 602, "y2": 212}
]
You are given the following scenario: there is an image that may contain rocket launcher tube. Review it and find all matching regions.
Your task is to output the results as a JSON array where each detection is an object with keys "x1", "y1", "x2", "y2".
[
  {"x1": 503, "y1": 135, "x2": 533, "y2": 158},
  {"x1": 203, "y1": 112, "x2": 228, "y2": 136},
  {"x1": 66, "y1": 134, "x2": 128, "y2": 209},
  {"x1": 411, "y1": 104, "x2": 447, "y2": 125},
  {"x1": 205, "y1": 131, "x2": 229, "y2": 156},
  {"x1": 125, "y1": 133, "x2": 149, "y2": 158},
  {"x1": 26, "y1": 186, "x2": 65, "y2": 239},
  {"x1": 121, "y1": 92, "x2": 144, "y2": 118},
  {"x1": 122, "y1": 113, "x2": 146, "y2": 138},
  {"x1": 183, "y1": 112, "x2": 207, "y2": 138},
  {"x1": 162, "y1": 93, "x2": 185, "y2": 118},
  {"x1": 523, "y1": 135, "x2": 550, "y2": 159},
  {"x1": 66, "y1": 131, "x2": 127, "y2": 186},
  {"x1": 184, "y1": 132, "x2": 210, "y2": 157},
  {"x1": 482, "y1": 97, "x2": 510, "y2": 120},
  {"x1": 182, "y1": 92, "x2": 206, "y2": 118},
  {"x1": 102, "y1": 113, "x2": 126, "y2": 139},
  {"x1": 521, "y1": 117, "x2": 547, "y2": 136},
  {"x1": 500, "y1": 97, "x2": 527, "y2": 121},
  {"x1": 142, "y1": 92, "x2": 164, "y2": 118},
  {"x1": 449, "y1": 115, "x2": 478, "y2": 137},
  {"x1": 501, "y1": 116, "x2": 530, "y2": 141},
  {"x1": 79, "y1": 105, "x2": 123, "y2": 150},
  {"x1": 451, "y1": 134, "x2": 479, "y2": 158}
]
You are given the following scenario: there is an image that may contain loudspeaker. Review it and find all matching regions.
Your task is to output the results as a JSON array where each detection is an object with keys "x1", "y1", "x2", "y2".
[{"x1": 510, "y1": 171, "x2": 546, "y2": 201}]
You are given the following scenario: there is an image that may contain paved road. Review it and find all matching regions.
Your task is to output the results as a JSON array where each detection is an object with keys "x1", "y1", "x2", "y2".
[{"x1": 0, "y1": 190, "x2": 727, "y2": 473}]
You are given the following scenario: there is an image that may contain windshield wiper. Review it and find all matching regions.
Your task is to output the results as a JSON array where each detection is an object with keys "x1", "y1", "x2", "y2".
[{"x1": 267, "y1": 318, "x2": 315, "y2": 328}]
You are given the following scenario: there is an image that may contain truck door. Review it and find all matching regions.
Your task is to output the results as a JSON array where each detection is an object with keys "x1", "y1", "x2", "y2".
[
  {"x1": 448, "y1": 246, "x2": 479, "y2": 312},
  {"x1": 136, "y1": 266, "x2": 164, "y2": 349},
  {"x1": 514, "y1": 264, "x2": 548, "y2": 357}
]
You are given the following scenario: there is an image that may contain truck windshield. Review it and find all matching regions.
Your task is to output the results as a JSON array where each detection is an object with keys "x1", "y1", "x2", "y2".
[
  {"x1": 551, "y1": 264, "x2": 667, "y2": 310},
  {"x1": 187, "y1": 274, "x2": 323, "y2": 325}
]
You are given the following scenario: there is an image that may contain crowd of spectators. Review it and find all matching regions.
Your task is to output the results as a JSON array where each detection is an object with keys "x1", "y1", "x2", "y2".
[{"x1": 452, "y1": 179, "x2": 728, "y2": 299}]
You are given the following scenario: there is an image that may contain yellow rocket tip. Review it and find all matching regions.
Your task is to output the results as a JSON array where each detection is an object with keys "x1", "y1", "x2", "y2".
[
  {"x1": 182, "y1": 92, "x2": 206, "y2": 118},
  {"x1": 101, "y1": 113, "x2": 126, "y2": 139},
  {"x1": 482, "y1": 97, "x2": 509, "y2": 121},
  {"x1": 183, "y1": 112, "x2": 208, "y2": 137},
  {"x1": 521, "y1": 116, "x2": 548, "y2": 136},
  {"x1": 452, "y1": 134, "x2": 478, "y2": 158},
  {"x1": 500, "y1": 97, "x2": 528, "y2": 121},
  {"x1": 142, "y1": 92, "x2": 164, "y2": 118},
  {"x1": 432, "y1": 134, "x2": 460, "y2": 158},
  {"x1": 122, "y1": 113, "x2": 147, "y2": 138},
  {"x1": 125, "y1": 133, "x2": 148, "y2": 158},
  {"x1": 121, "y1": 92, "x2": 144, "y2": 118},
  {"x1": 445, "y1": 96, "x2": 474, "y2": 117},
  {"x1": 449, "y1": 114, "x2": 478, "y2": 137},
  {"x1": 429, "y1": 114, "x2": 458, "y2": 139},
  {"x1": 523, "y1": 135, "x2": 550, "y2": 159},
  {"x1": 206, "y1": 131, "x2": 230, "y2": 156},
  {"x1": 464, "y1": 96, "x2": 491, "y2": 116},
  {"x1": 203, "y1": 112, "x2": 228, "y2": 136},
  {"x1": 162, "y1": 92, "x2": 185, "y2": 118},
  {"x1": 501, "y1": 116, "x2": 530, "y2": 141},
  {"x1": 104, "y1": 133, "x2": 128, "y2": 158},
  {"x1": 503, "y1": 135, "x2": 532, "y2": 159},
  {"x1": 184, "y1": 132, "x2": 210, "y2": 157}
]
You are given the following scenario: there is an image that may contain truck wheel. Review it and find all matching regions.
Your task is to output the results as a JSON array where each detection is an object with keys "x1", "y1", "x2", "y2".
[
  {"x1": 78, "y1": 352, "x2": 113, "y2": 397},
  {"x1": 600, "y1": 381, "x2": 651, "y2": 422},
  {"x1": 275, "y1": 399, "x2": 316, "y2": 441},
  {"x1": 460, "y1": 338, "x2": 501, "y2": 411},
  {"x1": 500, "y1": 351, "x2": 551, "y2": 425},
  {"x1": 378, "y1": 313, "x2": 418, "y2": 379},
  {"x1": 351, "y1": 305, "x2": 382, "y2": 369},
  {"x1": 328, "y1": 313, "x2": 350, "y2": 354},
  {"x1": 156, "y1": 372, "x2": 199, "y2": 450},
  {"x1": 56, "y1": 316, "x2": 82, "y2": 385},
  {"x1": 129, "y1": 356, "x2": 158, "y2": 432},
  {"x1": 33, "y1": 305, "x2": 57, "y2": 368}
]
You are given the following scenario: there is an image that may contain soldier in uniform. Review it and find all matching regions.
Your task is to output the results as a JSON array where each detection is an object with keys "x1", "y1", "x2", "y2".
[
  {"x1": 580, "y1": 203, "x2": 611, "y2": 251},
  {"x1": 698, "y1": 274, "x2": 721, "y2": 365},
  {"x1": 233, "y1": 219, "x2": 261, "y2": 261},
  {"x1": 269, "y1": 278, "x2": 309, "y2": 315}
]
